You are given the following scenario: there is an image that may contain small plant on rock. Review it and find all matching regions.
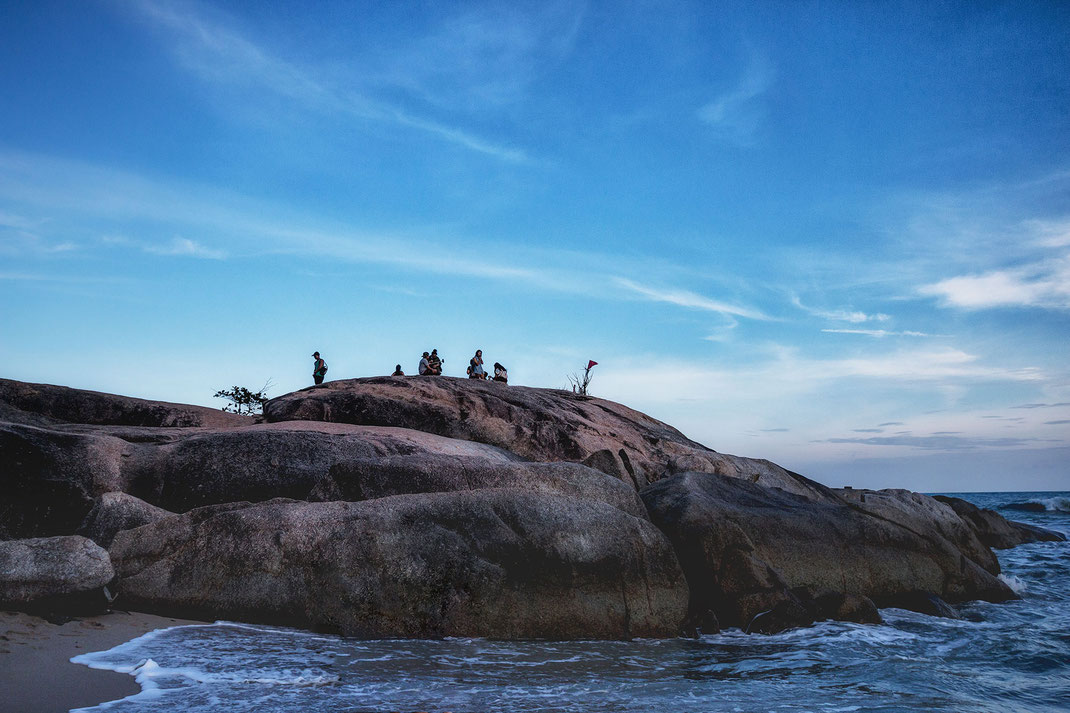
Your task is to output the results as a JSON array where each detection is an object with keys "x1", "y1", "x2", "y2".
[{"x1": 214, "y1": 380, "x2": 273, "y2": 415}]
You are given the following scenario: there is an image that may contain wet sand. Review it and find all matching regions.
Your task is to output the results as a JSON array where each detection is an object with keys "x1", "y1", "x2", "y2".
[{"x1": 0, "y1": 609, "x2": 202, "y2": 713}]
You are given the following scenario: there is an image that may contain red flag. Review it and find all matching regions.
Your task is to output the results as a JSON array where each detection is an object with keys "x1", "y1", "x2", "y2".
[{"x1": 587, "y1": 360, "x2": 598, "y2": 370}]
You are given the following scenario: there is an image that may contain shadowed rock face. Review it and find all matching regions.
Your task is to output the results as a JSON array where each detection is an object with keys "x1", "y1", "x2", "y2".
[
  {"x1": 641, "y1": 472, "x2": 1017, "y2": 629},
  {"x1": 0, "y1": 378, "x2": 250, "y2": 429},
  {"x1": 109, "y1": 492, "x2": 690, "y2": 639},
  {"x1": 264, "y1": 377, "x2": 835, "y2": 500},
  {"x1": 0, "y1": 423, "x2": 128, "y2": 539},
  {"x1": 0, "y1": 536, "x2": 114, "y2": 609}
]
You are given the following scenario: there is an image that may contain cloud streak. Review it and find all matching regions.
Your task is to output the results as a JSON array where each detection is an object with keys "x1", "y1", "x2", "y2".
[
  {"x1": 125, "y1": 0, "x2": 529, "y2": 162},
  {"x1": 791, "y1": 295, "x2": 890, "y2": 324},
  {"x1": 821, "y1": 435, "x2": 1046, "y2": 450},
  {"x1": 822, "y1": 328, "x2": 943, "y2": 338},
  {"x1": 615, "y1": 278, "x2": 769, "y2": 320}
]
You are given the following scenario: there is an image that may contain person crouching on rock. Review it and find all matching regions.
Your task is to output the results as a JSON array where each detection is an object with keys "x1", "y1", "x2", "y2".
[
  {"x1": 493, "y1": 362, "x2": 508, "y2": 383},
  {"x1": 392, "y1": 364, "x2": 404, "y2": 376},
  {"x1": 469, "y1": 349, "x2": 487, "y2": 379},
  {"x1": 312, "y1": 352, "x2": 328, "y2": 385},
  {"x1": 418, "y1": 352, "x2": 431, "y2": 376},
  {"x1": 428, "y1": 349, "x2": 443, "y2": 375}
]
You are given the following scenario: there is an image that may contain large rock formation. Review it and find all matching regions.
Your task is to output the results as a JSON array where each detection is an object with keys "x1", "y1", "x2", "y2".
[
  {"x1": 1, "y1": 376, "x2": 1058, "y2": 638},
  {"x1": 109, "y1": 493, "x2": 688, "y2": 639}
]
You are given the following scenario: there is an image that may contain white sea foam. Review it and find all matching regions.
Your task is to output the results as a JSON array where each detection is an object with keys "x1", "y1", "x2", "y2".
[
  {"x1": 1038, "y1": 496, "x2": 1070, "y2": 512},
  {"x1": 998, "y1": 573, "x2": 1028, "y2": 594}
]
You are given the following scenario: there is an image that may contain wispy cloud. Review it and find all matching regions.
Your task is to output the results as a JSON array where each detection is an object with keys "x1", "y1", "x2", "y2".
[
  {"x1": 1045, "y1": 420, "x2": 1070, "y2": 425},
  {"x1": 615, "y1": 277, "x2": 769, "y2": 320},
  {"x1": 791, "y1": 295, "x2": 890, "y2": 323},
  {"x1": 697, "y1": 49, "x2": 772, "y2": 144},
  {"x1": 821, "y1": 328, "x2": 942, "y2": 338},
  {"x1": 143, "y1": 236, "x2": 226, "y2": 259},
  {"x1": 123, "y1": 0, "x2": 530, "y2": 162}
]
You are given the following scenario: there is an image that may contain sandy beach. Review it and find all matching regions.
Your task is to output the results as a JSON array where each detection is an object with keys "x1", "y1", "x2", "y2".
[{"x1": 0, "y1": 609, "x2": 202, "y2": 713}]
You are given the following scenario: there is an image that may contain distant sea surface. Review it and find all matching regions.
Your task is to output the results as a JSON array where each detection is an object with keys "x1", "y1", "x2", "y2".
[{"x1": 73, "y1": 491, "x2": 1070, "y2": 713}]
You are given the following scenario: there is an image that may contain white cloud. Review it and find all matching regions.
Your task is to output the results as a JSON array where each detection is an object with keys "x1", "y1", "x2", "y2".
[
  {"x1": 614, "y1": 277, "x2": 769, "y2": 320},
  {"x1": 918, "y1": 253, "x2": 1070, "y2": 310}
]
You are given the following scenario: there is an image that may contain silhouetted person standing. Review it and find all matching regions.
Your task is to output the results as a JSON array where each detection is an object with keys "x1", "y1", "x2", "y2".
[{"x1": 312, "y1": 352, "x2": 328, "y2": 385}]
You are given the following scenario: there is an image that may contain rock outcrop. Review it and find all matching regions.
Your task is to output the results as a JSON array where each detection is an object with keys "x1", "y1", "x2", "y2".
[
  {"x1": 0, "y1": 536, "x2": 114, "y2": 612},
  {"x1": 109, "y1": 492, "x2": 689, "y2": 639},
  {"x1": 0, "y1": 377, "x2": 249, "y2": 429},
  {"x1": 933, "y1": 495, "x2": 1066, "y2": 549},
  {"x1": 641, "y1": 472, "x2": 1017, "y2": 631},
  {"x1": 0, "y1": 376, "x2": 1052, "y2": 638}
]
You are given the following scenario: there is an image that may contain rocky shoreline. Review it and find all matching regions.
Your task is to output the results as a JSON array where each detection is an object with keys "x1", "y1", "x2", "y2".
[{"x1": 1, "y1": 376, "x2": 1063, "y2": 639}]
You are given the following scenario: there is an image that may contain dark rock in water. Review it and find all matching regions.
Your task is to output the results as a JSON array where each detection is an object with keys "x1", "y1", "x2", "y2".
[
  {"x1": 0, "y1": 377, "x2": 249, "y2": 428},
  {"x1": 810, "y1": 591, "x2": 882, "y2": 624},
  {"x1": 108, "y1": 491, "x2": 689, "y2": 639},
  {"x1": 263, "y1": 377, "x2": 835, "y2": 499},
  {"x1": 933, "y1": 495, "x2": 1066, "y2": 548},
  {"x1": 642, "y1": 472, "x2": 1016, "y2": 630},
  {"x1": 77, "y1": 492, "x2": 174, "y2": 547},
  {"x1": 0, "y1": 536, "x2": 114, "y2": 613},
  {"x1": 893, "y1": 591, "x2": 961, "y2": 619},
  {"x1": 746, "y1": 598, "x2": 814, "y2": 635}
]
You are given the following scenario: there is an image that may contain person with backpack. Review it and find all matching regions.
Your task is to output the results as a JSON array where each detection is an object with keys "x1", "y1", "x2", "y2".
[{"x1": 312, "y1": 351, "x2": 328, "y2": 385}]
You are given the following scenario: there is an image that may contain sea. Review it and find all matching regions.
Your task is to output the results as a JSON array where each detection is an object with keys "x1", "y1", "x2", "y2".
[{"x1": 72, "y1": 491, "x2": 1070, "y2": 713}]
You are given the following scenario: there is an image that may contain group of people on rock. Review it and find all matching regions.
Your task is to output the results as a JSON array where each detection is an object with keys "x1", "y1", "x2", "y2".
[{"x1": 314, "y1": 349, "x2": 507, "y2": 384}]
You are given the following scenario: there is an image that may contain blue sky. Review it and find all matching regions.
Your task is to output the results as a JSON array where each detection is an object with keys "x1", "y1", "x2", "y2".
[{"x1": 2, "y1": 0, "x2": 1068, "y2": 491}]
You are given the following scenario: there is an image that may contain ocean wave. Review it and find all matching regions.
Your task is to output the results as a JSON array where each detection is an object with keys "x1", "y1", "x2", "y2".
[{"x1": 1005, "y1": 496, "x2": 1070, "y2": 513}]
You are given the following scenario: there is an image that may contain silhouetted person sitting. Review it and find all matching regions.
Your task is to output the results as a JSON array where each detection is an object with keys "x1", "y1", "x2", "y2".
[
  {"x1": 493, "y1": 362, "x2": 508, "y2": 383},
  {"x1": 418, "y1": 352, "x2": 431, "y2": 376},
  {"x1": 392, "y1": 364, "x2": 404, "y2": 376}
]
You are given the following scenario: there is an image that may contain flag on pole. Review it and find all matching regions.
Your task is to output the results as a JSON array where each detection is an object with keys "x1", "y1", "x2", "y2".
[{"x1": 587, "y1": 360, "x2": 598, "y2": 370}]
